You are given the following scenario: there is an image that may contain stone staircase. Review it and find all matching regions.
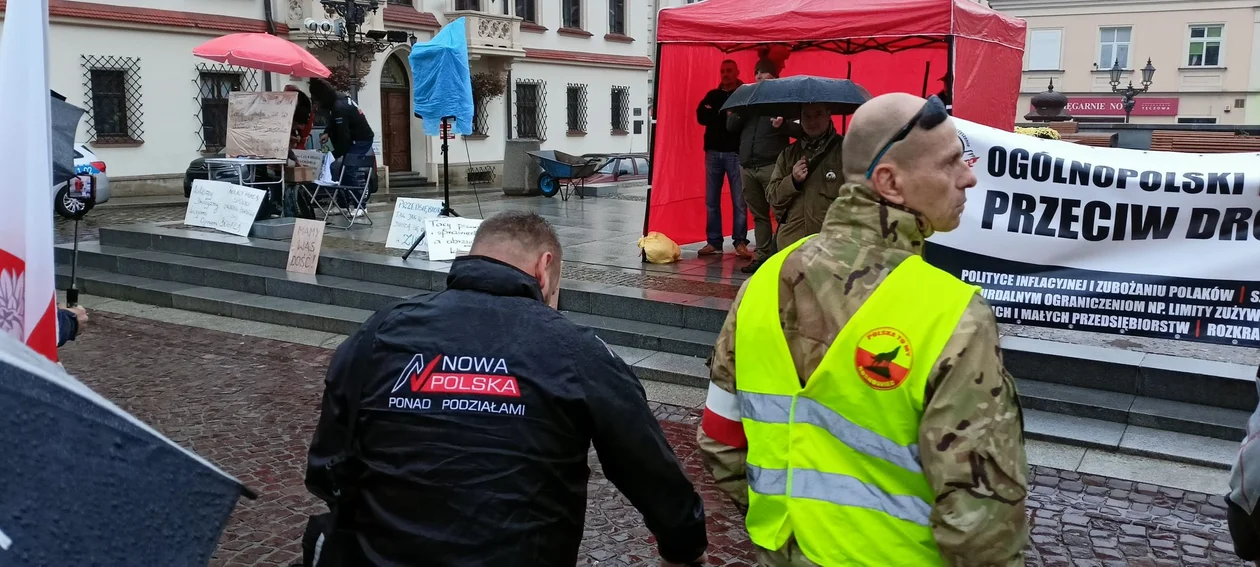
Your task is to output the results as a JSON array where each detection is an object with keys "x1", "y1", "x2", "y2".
[{"x1": 55, "y1": 224, "x2": 1255, "y2": 470}]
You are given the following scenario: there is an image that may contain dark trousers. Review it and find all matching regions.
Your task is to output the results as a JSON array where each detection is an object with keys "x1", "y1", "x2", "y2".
[
  {"x1": 741, "y1": 163, "x2": 776, "y2": 262},
  {"x1": 332, "y1": 140, "x2": 377, "y2": 209}
]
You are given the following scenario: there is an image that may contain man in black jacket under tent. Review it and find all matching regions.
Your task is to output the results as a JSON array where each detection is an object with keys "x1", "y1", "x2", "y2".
[{"x1": 304, "y1": 210, "x2": 709, "y2": 566}]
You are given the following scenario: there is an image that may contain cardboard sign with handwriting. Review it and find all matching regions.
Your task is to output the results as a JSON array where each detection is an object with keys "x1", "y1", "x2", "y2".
[
  {"x1": 425, "y1": 217, "x2": 483, "y2": 261},
  {"x1": 224, "y1": 91, "x2": 297, "y2": 160},
  {"x1": 286, "y1": 218, "x2": 325, "y2": 275},
  {"x1": 292, "y1": 149, "x2": 327, "y2": 169},
  {"x1": 385, "y1": 198, "x2": 445, "y2": 251},
  {"x1": 184, "y1": 179, "x2": 266, "y2": 237}
]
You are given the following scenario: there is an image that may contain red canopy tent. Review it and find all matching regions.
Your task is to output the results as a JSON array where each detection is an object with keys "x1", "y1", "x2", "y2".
[{"x1": 644, "y1": 0, "x2": 1026, "y2": 247}]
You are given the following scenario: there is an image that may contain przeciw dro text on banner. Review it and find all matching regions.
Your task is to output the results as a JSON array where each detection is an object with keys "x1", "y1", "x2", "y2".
[{"x1": 927, "y1": 120, "x2": 1260, "y2": 347}]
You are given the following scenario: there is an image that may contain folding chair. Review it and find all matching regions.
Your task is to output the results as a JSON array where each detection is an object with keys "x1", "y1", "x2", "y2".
[{"x1": 301, "y1": 153, "x2": 374, "y2": 229}]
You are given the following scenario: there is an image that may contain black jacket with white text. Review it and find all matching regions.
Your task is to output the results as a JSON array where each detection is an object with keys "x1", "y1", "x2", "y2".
[{"x1": 305, "y1": 256, "x2": 708, "y2": 566}]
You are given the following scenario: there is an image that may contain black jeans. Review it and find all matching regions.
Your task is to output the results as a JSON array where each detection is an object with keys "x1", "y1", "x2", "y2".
[{"x1": 1229, "y1": 498, "x2": 1260, "y2": 560}]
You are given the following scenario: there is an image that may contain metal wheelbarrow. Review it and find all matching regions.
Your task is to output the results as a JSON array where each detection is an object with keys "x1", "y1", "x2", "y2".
[{"x1": 526, "y1": 150, "x2": 611, "y2": 201}]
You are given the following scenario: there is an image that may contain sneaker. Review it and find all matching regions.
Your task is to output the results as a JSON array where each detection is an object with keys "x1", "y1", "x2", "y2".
[
  {"x1": 741, "y1": 260, "x2": 762, "y2": 274},
  {"x1": 734, "y1": 243, "x2": 753, "y2": 259},
  {"x1": 698, "y1": 244, "x2": 722, "y2": 256}
]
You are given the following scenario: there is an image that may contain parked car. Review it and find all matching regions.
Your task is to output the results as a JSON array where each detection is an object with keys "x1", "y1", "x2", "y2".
[
  {"x1": 53, "y1": 144, "x2": 110, "y2": 218},
  {"x1": 184, "y1": 152, "x2": 256, "y2": 197},
  {"x1": 585, "y1": 153, "x2": 650, "y2": 185}
]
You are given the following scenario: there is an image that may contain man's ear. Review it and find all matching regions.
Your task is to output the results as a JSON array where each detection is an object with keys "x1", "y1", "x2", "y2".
[{"x1": 871, "y1": 165, "x2": 906, "y2": 205}]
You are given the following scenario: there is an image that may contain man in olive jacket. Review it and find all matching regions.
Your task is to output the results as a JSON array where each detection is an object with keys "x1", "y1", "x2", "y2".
[{"x1": 765, "y1": 102, "x2": 844, "y2": 249}]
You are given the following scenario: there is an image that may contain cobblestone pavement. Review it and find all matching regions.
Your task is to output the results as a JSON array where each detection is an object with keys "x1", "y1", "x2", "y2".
[
  {"x1": 53, "y1": 204, "x2": 187, "y2": 244},
  {"x1": 60, "y1": 304, "x2": 1246, "y2": 566}
]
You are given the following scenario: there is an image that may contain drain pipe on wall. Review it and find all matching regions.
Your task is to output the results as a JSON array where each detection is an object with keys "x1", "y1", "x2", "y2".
[{"x1": 261, "y1": 0, "x2": 276, "y2": 91}]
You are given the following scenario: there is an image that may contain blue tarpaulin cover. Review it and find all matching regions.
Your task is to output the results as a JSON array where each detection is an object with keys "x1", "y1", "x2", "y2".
[{"x1": 409, "y1": 17, "x2": 473, "y2": 136}]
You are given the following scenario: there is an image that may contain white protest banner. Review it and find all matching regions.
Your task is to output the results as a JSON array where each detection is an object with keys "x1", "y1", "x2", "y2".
[
  {"x1": 385, "y1": 198, "x2": 446, "y2": 251},
  {"x1": 184, "y1": 180, "x2": 266, "y2": 237},
  {"x1": 286, "y1": 218, "x2": 325, "y2": 275},
  {"x1": 425, "y1": 217, "x2": 483, "y2": 261},
  {"x1": 928, "y1": 119, "x2": 1260, "y2": 346}
]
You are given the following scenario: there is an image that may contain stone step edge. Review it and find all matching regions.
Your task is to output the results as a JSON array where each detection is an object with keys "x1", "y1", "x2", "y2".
[
  {"x1": 77, "y1": 230, "x2": 1260, "y2": 410},
  {"x1": 1023, "y1": 409, "x2": 1237, "y2": 470},
  {"x1": 55, "y1": 265, "x2": 709, "y2": 390}
]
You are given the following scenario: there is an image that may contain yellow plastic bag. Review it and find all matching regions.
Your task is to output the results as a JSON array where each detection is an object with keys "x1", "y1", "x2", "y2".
[{"x1": 637, "y1": 232, "x2": 682, "y2": 264}]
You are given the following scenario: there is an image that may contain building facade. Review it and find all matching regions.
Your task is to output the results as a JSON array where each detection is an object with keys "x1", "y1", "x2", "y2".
[
  {"x1": 990, "y1": 0, "x2": 1260, "y2": 125},
  {"x1": 0, "y1": 0, "x2": 653, "y2": 192}
]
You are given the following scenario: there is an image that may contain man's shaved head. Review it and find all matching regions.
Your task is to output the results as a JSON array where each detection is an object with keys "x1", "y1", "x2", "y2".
[
  {"x1": 469, "y1": 211, "x2": 564, "y2": 308},
  {"x1": 841, "y1": 92, "x2": 977, "y2": 232}
]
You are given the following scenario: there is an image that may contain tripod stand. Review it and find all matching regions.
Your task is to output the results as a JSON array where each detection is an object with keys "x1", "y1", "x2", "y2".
[{"x1": 402, "y1": 116, "x2": 458, "y2": 261}]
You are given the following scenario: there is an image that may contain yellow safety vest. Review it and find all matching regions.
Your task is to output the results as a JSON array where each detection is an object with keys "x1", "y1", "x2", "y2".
[{"x1": 735, "y1": 235, "x2": 978, "y2": 566}]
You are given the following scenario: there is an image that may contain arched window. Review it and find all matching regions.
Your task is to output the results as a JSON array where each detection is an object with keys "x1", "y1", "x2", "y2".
[{"x1": 381, "y1": 56, "x2": 409, "y2": 90}]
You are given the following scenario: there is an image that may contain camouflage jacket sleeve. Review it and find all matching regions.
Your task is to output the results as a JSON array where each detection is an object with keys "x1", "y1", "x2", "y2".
[
  {"x1": 697, "y1": 287, "x2": 750, "y2": 511},
  {"x1": 919, "y1": 295, "x2": 1028, "y2": 566}
]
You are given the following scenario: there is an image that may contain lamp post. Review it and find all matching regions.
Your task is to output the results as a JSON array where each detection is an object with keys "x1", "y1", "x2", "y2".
[
  {"x1": 1109, "y1": 57, "x2": 1156, "y2": 123},
  {"x1": 308, "y1": 0, "x2": 407, "y2": 100}
]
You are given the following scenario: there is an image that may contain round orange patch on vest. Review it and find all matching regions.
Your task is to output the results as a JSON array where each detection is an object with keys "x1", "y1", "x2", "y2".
[{"x1": 855, "y1": 327, "x2": 914, "y2": 390}]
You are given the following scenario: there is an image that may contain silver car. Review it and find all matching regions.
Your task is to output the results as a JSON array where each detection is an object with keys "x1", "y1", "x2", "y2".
[{"x1": 53, "y1": 143, "x2": 111, "y2": 218}]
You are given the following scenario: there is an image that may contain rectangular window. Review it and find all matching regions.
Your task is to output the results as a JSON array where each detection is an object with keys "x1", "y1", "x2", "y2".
[
  {"x1": 1177, "y1": 117, "x2": 1218, "y2": 124},
  {"x1": 198, "y1": 72, "x2": 242, "y2": 152},
  {"x1": 1187, "y1": 25, "x2": 1223, "y2": 67},
  {"x1": 1027, "y1": 29, "x2": 1062, "y2": 70},
  {"x1": 1098, "y1": 26, "x2": 1131, "y2": 69},
  {"x1": 562, "y1": 0, "x2": 581, "y2": 29},
  {"x1": 455, "y1": 0, "x2": 481, "y2": 11},
  {"x1": 515, "y1": 0, "x2": 536, "y2": 23},
  {"x1": 608, "y1": 0, "x2": 625, "y2": 35},
  {"x1": 90, "y1": 69, "x2": 128, "y2": 139},
  {"x1": 515, "y1": 80, "x2": 546, "y2": 140},
  {"x1": 611, "y1": 86, "x2": 629, "y2": 132},
  {"x1": 566, "y1": 84, "x2": 587, "y2": 133}
]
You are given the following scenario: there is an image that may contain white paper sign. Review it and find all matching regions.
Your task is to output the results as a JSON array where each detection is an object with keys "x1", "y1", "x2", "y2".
[
  {"x1": 286, "y1": 218, "x2": 325, "y2": 275},
  {"x1": 292, "y1": 149, "x2": 326, "y2": 169},
  {"x1": 425, "y1": 217, "x2": 483, "y2": 261},
  {"x1": 385, "y1": 198, "x2": 446, "y2": 250},
  {"x1": 184, "y1": 180, "x2": 266, "y2": 237}
]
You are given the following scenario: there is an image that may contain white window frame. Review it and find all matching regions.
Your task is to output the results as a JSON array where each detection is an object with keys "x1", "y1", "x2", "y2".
[
  {"x1": 1097, "y1": 26, "x2": 1132, "y2": 69},
  {"x1": 1027, "y1": 28, "x2": 1063, "y2": 71},
  {"x1": 1186, "y1": 24, "x2": 1225, "y2": 67}
]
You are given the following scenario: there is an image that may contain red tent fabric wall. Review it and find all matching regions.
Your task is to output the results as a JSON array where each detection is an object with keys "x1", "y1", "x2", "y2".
[{"x1": 646, "y1": 0, "x2": 1026, "y2": 247}]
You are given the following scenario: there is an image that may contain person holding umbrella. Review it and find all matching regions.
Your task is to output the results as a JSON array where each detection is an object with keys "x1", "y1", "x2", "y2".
[{"x1": 726, "y1": 59, "x2": 803, "y2": 274}]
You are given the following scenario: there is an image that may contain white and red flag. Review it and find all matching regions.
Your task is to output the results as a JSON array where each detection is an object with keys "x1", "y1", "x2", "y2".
[{"x1": 0, "y1": 0, "x2": 59, "y2": 361}]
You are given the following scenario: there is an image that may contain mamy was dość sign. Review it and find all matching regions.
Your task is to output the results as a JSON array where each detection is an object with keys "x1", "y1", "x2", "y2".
[
  {"x1": 286, "y1": 218, "x2": 325, "y2": 275},
  {"x1": 184, "y1": 180, "x2": 266, "y2": 237},
  {"x1": 929, "y1": 120, "x2": 1260, "y2": 347}
]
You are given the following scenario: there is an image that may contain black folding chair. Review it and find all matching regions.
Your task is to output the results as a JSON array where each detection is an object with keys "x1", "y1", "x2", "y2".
[{"x1": 302, "y1": 153, "x2": 374, "y2": 229}]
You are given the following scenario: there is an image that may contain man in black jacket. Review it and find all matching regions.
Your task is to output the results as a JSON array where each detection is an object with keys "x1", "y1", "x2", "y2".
[
  {"x1": 308, "y1": 79, "x2": 377, "y2": 208},
  {"x1": 305, "y1": 211, "x2": 709, "y2": 567},
  {"x1": 695, "y1": 60, "x2": 750, "y2": 259},
  {"x1": 726, "y1": 59, "x2": 803, "y2": 274}
]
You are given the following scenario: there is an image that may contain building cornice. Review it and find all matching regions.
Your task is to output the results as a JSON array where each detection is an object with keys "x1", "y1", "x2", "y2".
[
  {"x1": 523, "y1": 48, "x2": 654, "y2": 69},
  {"x1": 382, "y1": 4, "x2": 440, "y2": 29},
  {"x1": 0, "y1": 0, "x2": 282, "y2": 35}
]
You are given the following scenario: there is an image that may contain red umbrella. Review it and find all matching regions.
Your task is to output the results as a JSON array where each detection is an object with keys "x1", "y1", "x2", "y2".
[{"x1": 193, "y1": 33, "x2": 331, "y2": 78}]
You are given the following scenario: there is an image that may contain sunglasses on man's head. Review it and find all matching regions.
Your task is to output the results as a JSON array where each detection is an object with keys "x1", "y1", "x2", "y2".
[{"x1": 864, "y1": 95, "x2": 949, "y2": 179}]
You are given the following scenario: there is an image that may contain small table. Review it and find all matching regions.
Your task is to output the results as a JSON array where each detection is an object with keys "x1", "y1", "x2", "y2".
[{"x1": 206, "y1": 157, "x2": 288, "y2": 217}]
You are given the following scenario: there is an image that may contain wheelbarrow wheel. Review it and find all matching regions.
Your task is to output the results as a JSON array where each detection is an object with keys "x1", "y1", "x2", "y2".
[{"x1": 538, "y1": 173, "x2": 560, "y2": 197}]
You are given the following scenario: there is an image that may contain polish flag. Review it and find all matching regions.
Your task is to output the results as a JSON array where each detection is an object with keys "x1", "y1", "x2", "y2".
[
  {"x1": 0, "y1": 0, "x2": 60, "y2": 362},
  {"x1": 700, "y1": 382, "x2": 747, "y2": 448}
]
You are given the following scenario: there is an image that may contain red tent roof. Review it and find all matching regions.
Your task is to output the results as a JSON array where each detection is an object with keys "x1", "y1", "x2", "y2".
[{"x1": 657, "y1": 0, "x2": 1025, "y2": 51}]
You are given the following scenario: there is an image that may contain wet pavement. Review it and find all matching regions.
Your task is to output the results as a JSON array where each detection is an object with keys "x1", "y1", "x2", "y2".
[{"x1": 59, "y1": 312, "x2": 1248, "y2": 566}]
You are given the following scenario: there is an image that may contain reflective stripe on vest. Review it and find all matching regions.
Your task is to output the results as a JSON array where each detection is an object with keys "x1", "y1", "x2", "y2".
[{"x1": 734, "y1": 235, "x2": 977, "y2": 566}]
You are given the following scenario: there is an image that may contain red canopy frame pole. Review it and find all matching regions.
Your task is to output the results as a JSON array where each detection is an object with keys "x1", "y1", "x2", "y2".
[
  {"x1": 641, "y1": 40, "x2": 665, "y2": 262},
  {"x1": 946, "y1": 35, "x2": 955, "y2": 115}
]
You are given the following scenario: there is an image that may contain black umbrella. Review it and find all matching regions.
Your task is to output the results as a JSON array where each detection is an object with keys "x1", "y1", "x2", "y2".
[
  {"x1": 50, "y1": 93, "x2": 84, "y2": 187},
  {"x1": 721, "y1": 75, "x2": 872, "y2": 118},
  {"x1": 0, "y1": 334, "x2": 253, "y2": 566}
]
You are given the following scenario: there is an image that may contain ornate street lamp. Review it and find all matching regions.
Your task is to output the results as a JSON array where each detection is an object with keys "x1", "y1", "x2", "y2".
[
  {"x1": 307, "y1": 0, "x2": 408, "y2": 100},
  {"x1": 1109, "y1": 57, "x2": 1156, "y2": 123}
]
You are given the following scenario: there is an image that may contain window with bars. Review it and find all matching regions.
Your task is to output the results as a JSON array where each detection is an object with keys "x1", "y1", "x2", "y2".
[
  {"x1": 566, "y1": 84, "x2": 587, "y2": 133},
  {"x1": 455, "y1": 0, "x2": 481, "y2": 10},
  {"x1": 198, "y1": 73, "x2": 242, "y2": 152},
  {"x1": 611, "y1": 86, "x2": 629, "y2": 132},
  {"x1": 562, "y1": 0, "x2": 581, "y2": 29},
  {"x1": 608, "y1": 0, "x2": 625, "y2": 35},
  {"x1": 515, "y1": 0, "x2": 537, "y2": 23},
  {"x1": 515, "y1": 79, "x2": 546, "y2": 140},
  {"x1": 82, "y1": 55, "x2": 144, "y2": 144},
  {"x1": 472, "y1": 96, "x2": 490, "y2": 136}
]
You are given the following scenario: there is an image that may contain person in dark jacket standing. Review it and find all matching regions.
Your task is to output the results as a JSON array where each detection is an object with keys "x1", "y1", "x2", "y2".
[
  {"x1": 305, "y1": 210, "x2": 709, "y2": 567},
  {"x1": 695, "y1": 60, "x2": 750, "y2": 259},
  {"x1": 308, "y1": 78, "x2": 377, "y2": 209},
  {"x1": 726, "y1": 59, "x2": 803, "y2": 274}
]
